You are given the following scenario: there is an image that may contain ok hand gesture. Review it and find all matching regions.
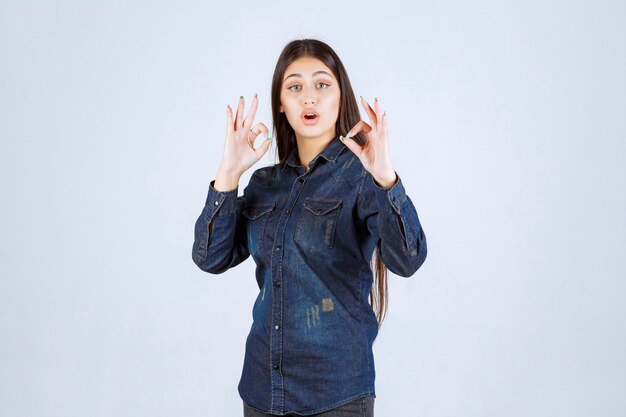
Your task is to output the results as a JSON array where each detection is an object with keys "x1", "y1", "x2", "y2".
[
  {"x1": 218, "y1": 95, "x2": 272, "y2": 179},
  {"x1": 340, "y1": 97, "x2": 398, "y2": 189}
]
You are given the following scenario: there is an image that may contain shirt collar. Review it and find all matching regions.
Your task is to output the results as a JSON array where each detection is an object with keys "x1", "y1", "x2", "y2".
[{"x1": 283, "y1": 135, "x2": 347, "y2": 171}]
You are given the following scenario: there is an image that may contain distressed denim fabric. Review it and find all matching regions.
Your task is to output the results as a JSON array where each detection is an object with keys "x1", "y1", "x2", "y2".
[{"x1": 192, "y1": 136, "x2": 427, "y2": 416}]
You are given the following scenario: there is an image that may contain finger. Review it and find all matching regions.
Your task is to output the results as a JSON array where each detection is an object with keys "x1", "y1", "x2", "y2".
[
  {"x1": 373, "y1": 97, "x2": 383, "y2": 132},
  {"x1": 340, "y1": 132, "x2": 363, "y2": 158},
  {"x1": 243, "y1": 94, "x2": 259, "y2": 129},
  {"x1": 248, "y1": 122, "x2": 270, "y2": 147},
  {"x1": 359, "y1": 96, "x2": 378, "y2": 128},
  {"x1": 345, "y1": 120, "x2": 372, "y2": 140},
  {"x1": 381, "y1": 111, "x2": 388, "y2": 139},
  {"x1": 226, "y1": 104, "x2": 234, "y2": 137},
  {"x1": 254, "y1": 133, "x2": 272, "y2": 159},
  {"x1": 234, "y1": 96, "x2": 244, "y2": 130}
]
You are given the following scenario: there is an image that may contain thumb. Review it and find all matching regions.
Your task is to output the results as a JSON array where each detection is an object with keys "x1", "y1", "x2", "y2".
[
  {"x1": 255, "y1": 135, "x2": 272, "y2": 159},
  {"x1": 339, "y1": 133, "x2": 362, "y2": 157}
]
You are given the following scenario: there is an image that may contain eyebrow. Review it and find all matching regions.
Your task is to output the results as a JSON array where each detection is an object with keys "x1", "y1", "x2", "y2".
[{"x1": 283, "y1": 70, "x2": 334, "y2": 82}]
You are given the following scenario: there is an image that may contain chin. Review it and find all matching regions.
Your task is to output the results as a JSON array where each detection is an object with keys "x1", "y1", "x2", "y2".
[{"x1": 299, "y1": 125, "x2": 333, "y2": 138}]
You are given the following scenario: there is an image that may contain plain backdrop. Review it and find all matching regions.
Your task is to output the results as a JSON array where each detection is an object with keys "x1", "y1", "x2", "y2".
[{"x1": 1, "y1": 1, "x2": 625, "y2": 416}]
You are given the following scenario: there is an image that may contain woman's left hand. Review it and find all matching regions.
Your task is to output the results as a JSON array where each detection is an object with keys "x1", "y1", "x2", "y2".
[{"x1": 340, "y1": 97, "x2": 398, "y2": 189}]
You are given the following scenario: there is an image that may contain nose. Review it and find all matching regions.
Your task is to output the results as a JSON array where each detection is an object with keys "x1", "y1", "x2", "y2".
[{"x1": 304, "y1": 88, "x2": 317, "y2": 105}]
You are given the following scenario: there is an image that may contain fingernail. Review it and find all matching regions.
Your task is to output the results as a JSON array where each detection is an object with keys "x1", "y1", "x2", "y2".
[
  {"x1": 383, "y1": 111, "x2": 386, "y2": 116},
  {"x1": 345, "y1": 132, "x2": 351, "y2": 139},
  {"x1": 374, "y1": 97, "x2": 378, "y2": 102},
  {"x1": 254, "y1": 93, "x2": 258, "y2": 97},
  {"x1": 360, "y1": 95, "x2": 364, "y2": 100},
  {"x1": 227, "y1": 104, "x2": 230, "y2": 109},
  {"x1": 265, "y1": 132, "x2": 269, "y2": 140},
  {"x1": 339, "y1": 135, "x2": 344, "y2": 143},
  {"x1": 240, "y1": 95, "x2": 244, "y2": 100}
]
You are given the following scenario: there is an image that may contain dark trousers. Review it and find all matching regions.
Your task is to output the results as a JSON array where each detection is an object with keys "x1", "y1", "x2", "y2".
[{"x1": 243, "y1": 396, "x2": 375, "y2": 417}]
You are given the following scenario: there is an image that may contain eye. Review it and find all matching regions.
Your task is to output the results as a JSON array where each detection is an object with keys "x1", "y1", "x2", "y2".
[
  {"x1": 287, "y1": 85, "x2": 301, "y2": 92},
  {"x1": 317, "y1": 82, "x2": 330, "y2": 89}
]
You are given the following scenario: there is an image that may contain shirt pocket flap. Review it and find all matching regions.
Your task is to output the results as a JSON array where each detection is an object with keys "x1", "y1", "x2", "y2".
[
  {"x1": 303, "y1": 199, "x2": 342, "y2": 216},
  {"x1": 242, "y1": 202, "x2": 276, "y2": 220}
]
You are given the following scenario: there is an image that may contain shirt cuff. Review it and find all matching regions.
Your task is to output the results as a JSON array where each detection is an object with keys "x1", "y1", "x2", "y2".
[
  {"x1": 205, "y1": 179, "x2": 240, "y2": 217},
  {"x1": 371, "y1": 171, "x2": 407, "y2": 216}
]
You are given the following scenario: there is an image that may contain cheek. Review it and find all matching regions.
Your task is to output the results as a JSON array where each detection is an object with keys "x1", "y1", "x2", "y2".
[
  {"x1": 285, "y1": 107, "x2": 299, "y2": 121},
  {"x1": 329, "y1": 92, "x2": 340, "y2": 112},
  {"x1": 280, "y1": 96, "x2": 296, "y2": 116},
  {"x1": 328, "y1": 98, "x2": 340, "y2": 117}
]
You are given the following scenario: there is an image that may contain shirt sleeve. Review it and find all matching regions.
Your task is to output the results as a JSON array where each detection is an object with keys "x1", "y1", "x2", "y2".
[
  {"x1": 356, "y1": 170, "x2": 427, "y2": 277},
  {"x1": 191, "y1": 179, "x2": 250, "y2": 274}
]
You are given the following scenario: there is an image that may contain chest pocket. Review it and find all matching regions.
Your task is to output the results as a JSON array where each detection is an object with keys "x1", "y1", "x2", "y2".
[
  {"x1": 242, "y1": 202, "x2": 275, "y2": 256},
  {"x1": 294, "y1": 197, "x2": 342, "y2": 253}
]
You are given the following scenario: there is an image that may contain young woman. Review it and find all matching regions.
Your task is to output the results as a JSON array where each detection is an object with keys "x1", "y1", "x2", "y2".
[{"x1": 192, "y1": 38, "x2": 427, "y2": 417}]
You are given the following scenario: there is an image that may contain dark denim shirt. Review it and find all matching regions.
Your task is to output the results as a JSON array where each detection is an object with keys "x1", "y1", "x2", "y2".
[{"x1": 192, "y1": 136, "x2": 427, "y2": 415}]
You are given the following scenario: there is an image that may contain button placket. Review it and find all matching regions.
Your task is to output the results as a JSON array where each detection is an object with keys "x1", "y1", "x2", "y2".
[{"x1": 269, "y1": 171, "x2": 307, "y2": 414}]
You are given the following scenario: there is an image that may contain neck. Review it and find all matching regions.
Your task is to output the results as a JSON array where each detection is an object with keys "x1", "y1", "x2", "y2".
[{"x1": 296, "y1": 133, "x2": 335, "y2": 171}]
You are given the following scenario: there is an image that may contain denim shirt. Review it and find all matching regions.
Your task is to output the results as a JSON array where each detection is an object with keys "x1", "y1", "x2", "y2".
[{"x1": 192, "y1": 136, "x2": 427, "y2": 415}]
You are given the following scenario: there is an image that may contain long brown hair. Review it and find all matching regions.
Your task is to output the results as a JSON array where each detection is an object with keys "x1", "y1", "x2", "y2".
[{"x1": 269, "y1": 38, "x2": 389, "y2": 329}]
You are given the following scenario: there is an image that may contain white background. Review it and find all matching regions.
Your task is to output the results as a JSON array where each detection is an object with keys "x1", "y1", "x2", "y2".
[{"x1": 1, "y1": 1, "x2": 625, "y2": 416}]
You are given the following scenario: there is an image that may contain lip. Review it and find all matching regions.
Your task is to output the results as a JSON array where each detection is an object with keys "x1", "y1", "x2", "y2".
[{"x1": 301, "y1": 109, "x2": 319, "y2": 125}]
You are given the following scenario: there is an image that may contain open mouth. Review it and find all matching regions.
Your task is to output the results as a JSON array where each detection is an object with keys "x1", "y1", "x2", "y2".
[{"x1": 302, "y1": 111, "x2": 319, "y2": 125}]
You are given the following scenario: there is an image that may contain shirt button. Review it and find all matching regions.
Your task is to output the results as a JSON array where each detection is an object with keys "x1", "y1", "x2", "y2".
[
  {"x1": 214, "y1": 201, "x2": 219, "y2": 206},
  {"x1": 275, "y1": 325, "x2": 280, "y2": 330},
  {"x1": 274, "y1": 281, "x2": 281, "y2": 287},
  {"x1": 273, "y1": 364, "x2": 279, "y2": 370},
  {"x1": 276, "y1": 246, "x2": 281, "y2": 251},
  {"x1": 285, "y1": 209, "x2": 290, "y2": 214}
]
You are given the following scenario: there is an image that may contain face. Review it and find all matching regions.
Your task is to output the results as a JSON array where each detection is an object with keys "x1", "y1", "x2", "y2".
[{"x1": 280, "y1": 56, "x2": 340, "y2": 143}]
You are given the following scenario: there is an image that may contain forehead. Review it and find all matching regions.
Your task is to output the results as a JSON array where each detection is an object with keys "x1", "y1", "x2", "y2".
[{"x1": 283, "y1": 57, "x2": 335, "y2": 80}]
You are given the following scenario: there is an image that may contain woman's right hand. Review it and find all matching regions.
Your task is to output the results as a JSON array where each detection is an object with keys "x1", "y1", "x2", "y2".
[{"x1": 216, "y1": 95, "x2": 271, "y2": 187}]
